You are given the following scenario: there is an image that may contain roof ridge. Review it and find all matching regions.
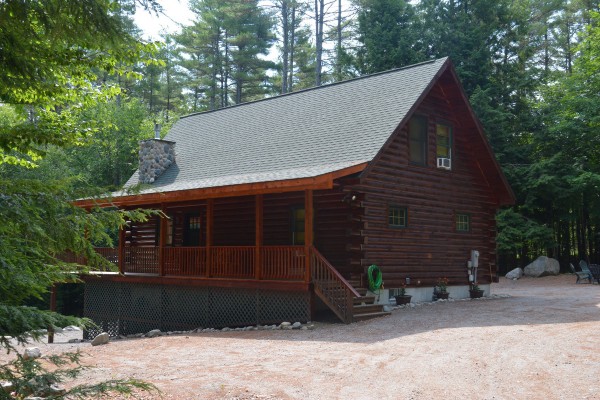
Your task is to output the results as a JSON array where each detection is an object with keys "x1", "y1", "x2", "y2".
[{"x1": 180, "y1": 58, "x2": 446, "y2": 120}]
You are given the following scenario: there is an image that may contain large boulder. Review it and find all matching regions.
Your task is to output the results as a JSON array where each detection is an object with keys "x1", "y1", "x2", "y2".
[
  {"x1": 91, "y1": 332, "x2": 110, "y2": 346},
  {"x1": 505, "y1": 268, "x2": 524, "y2": 280},
  {"x1": 524, "y1": 256, "x2": 560, "y2": 277}
]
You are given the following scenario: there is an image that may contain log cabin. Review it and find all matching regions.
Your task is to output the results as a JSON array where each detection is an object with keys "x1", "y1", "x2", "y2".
[{"x1": 76, "y1": 58, "x2": 514, "y2": 335}]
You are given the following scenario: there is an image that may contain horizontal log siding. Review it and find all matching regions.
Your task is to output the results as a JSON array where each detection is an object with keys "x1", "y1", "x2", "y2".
[
  {"x1": 355, "y1": 82, "x2": 498, "y2": 287},
  {"x1": 213, "y1": 196, "x2": 255, "y2": 246}
]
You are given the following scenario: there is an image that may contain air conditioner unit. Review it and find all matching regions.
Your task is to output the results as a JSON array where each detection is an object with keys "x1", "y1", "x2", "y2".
[{"x1": 437, "y1": 157, "x2": 451, "y2": 170}]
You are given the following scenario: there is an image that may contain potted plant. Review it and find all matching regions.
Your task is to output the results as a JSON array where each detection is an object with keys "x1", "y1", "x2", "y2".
[
  {"x1": 435, "y1": 277, "x2": 449, "y2": 299},
  {"x1": 469, "y1": 282, "x2": 484, "y2": 298},
  {"x1": 394, "y1": 282, "x2": 412, "y2": 305}
]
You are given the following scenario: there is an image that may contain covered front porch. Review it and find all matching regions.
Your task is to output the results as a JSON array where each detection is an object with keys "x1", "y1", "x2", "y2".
[{"x1": 114, "y1": 190, "x2": 319, "y2": 283}]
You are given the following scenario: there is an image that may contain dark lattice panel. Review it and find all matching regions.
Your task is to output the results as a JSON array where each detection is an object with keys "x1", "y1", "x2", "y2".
[
  {"x1": 160, "y1": 285, "x2": 209, "y2": 330},
  {"x1": 258, "y1": 291, "x2": 310, "y2": 325},
  {"x1": 209, "y1": 288, "x2": 258, "y2": 328},
  {"x1": 84, "y1": 281, "x2": 310, "y2": 337},
  {"x1": 84, "y1": 281, "x2": 122, "y2": 339},
  {"x1": 120, "y1": 284, "x2": 162, "y2": 335}
]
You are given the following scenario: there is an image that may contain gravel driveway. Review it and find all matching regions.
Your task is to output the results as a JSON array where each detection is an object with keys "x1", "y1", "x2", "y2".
[{"x1": 3, "y1": 275, "x2": 600, "y2": 399}]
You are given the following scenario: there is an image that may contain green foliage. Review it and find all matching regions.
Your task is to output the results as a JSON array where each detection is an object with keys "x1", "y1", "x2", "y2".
[
  {"x1": 0, "y1": 305, "x2": 85, "y2": 351},
  {"x1": 0, "y1": 0, "x2": 161, "y2": 165},
  {"x1": 496, "y1": 209, "x2": 554, "y2": 253},
  {"x1": 0, "y1": 351, "x2": 158, "y2": 399},
  {"x1": 177, "y1": 0, "x2": 276, "y2": 110},
  {"x1": 0, "y1": 177, "x2": 158, "y2": 342},
  {"x1": 67, "y1": 99, "x2": 154, "y2": 189},
  {"x1": 355, "y1": 0, "x2": 423, "y2": 73}
]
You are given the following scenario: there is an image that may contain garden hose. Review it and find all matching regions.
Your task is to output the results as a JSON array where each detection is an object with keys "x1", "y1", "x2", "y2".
[{"x1": 367, "y1": 264, "x2": 383, "y2": 292}]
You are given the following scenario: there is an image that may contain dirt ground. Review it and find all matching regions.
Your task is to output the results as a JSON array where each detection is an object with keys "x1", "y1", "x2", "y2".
[{"x1": 3, "y1": 275, "x2": 600, "y2": 399}]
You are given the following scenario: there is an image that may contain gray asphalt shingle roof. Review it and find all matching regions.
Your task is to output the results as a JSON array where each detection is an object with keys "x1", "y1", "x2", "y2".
[{"x1": 123, "y1": 58, "x2": 448, "y2": 194}]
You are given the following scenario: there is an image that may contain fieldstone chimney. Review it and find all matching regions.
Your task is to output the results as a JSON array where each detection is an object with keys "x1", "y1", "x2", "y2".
[{"x1": 138, "y1": 138, "x2": 176, "y2": 184}]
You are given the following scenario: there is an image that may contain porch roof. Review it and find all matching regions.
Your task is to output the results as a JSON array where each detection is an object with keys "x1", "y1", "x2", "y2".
[{"x1": 120, "y1": 58, "x2": 449, "y2": 196}]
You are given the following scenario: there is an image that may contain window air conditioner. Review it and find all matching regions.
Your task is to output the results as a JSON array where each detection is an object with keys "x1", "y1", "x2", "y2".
[{"x1": 437, "y1": 157, "x2": 451, "y2": 170}]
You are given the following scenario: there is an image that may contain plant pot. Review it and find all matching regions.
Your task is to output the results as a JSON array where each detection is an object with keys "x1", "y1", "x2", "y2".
[
  {"x1": 394, "y1": 295, "x2": 412, "y2": 305},
  {"x1": 436, "y1": 292, "x2": 449, "y2": 300},
  {"x1": 469, "y1": 289, "x2": 484, "y2": 299}
]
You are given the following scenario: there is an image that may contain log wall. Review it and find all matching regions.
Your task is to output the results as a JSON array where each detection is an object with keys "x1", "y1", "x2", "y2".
[{"x1": 352, "y1": 79, "x2": 499, "y2": 288}]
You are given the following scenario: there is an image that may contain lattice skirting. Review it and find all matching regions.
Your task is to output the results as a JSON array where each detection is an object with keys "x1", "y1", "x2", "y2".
[{"x1": 84, "y1": 281, "x2": 310, "y2": 338}]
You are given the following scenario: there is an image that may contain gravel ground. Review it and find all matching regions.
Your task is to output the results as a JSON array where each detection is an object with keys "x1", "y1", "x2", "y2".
[{"x1": 3, "y1": 275, "x2": 600, "y2": 399}]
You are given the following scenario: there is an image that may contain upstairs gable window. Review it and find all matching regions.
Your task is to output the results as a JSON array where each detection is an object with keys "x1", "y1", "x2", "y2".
[
  {"x1": 436, "y1": 123, "x2": 452, "y2": 169},
  {"x1": 409, "y1": 115, "x2": 428, "y2": 166}
]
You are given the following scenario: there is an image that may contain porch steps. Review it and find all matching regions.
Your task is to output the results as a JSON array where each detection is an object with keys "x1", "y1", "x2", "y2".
[{"x1": 350, "y1": 291, "x2": 390, "y2": 322}]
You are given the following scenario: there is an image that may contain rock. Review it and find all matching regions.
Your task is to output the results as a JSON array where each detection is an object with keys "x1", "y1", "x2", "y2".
[
  {"x1": 383, "y1": 305, "x2": 392, "y2": 312},
  {"x1": 63, "y1": 325, "x2": 81, "y2": 332},
  {"x1": 47, "y1": 384, "x2": 66, "y2": 396},
  {"x1": 23, "y1": 347, "x2": 41, "y2": 360},
  {"x1": 91, "y1": 332, "x2": 110, "y2": 346},
  {"x1": 145, "y1": 329, "x2": 162, "y2": 338},
  {"x1": 524, "y1": 256, "x2": 560, "y2": 277},
  {"x1": 280, "y1": 322, "x2": 291, "y2": 327},
  {"x1": 222, "y1": 327, "x2": 230, "y2": 332},
  {"x1": 505, "y1": 267, "x2": 524, "y2": 280},
  {"x1": 2, "y1": 381, "x2": 14, "y2": 392},
  {"x1": 291, "y1": 322, "x2": 302, "y2": 329},
  {"x1": 68, "y1": 338, "x2": 82, "y2": 343}
]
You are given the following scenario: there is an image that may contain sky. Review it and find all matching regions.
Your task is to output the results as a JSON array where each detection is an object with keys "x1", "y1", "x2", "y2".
[{"x1": 133, "y1": 0, "x2": 192, "y2": 41}]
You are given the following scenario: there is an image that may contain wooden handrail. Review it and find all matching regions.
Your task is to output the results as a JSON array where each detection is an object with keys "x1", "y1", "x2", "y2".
[{"x1": 310, "y1": 246, "x2": 359, "y2": 323}]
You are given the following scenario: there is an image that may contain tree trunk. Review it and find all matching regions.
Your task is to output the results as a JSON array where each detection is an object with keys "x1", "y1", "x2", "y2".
[
  {"x1": 335, "y1": 0, "x2": 342, "y2": 80},
  {"x1": 289, "y1": 4, "x2": 296, "y2": 92},
  {"x1": 281, "y1": 1, "x2": 289, "y2": 94},
  {"x1": 315, "y1": 0, "x2": 324, "y2": 86}
]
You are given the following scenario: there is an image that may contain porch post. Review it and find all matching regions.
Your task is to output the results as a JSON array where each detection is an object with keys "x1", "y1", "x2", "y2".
[
  {"x1": 255, "y1": 194, "x2": 263, "y2": 280},
  {"x1": 206, "y1": 198, "x2": 214, "y2": 278},
  {"x1": 118, "y1": 223, "x2": 125, "y2": 274},
  {"x1": 304, "y1": 189, "x2": 314, "y2": 283},
  {"x1": 158, "y1": 205, "x2": 167, "y2": 276}
]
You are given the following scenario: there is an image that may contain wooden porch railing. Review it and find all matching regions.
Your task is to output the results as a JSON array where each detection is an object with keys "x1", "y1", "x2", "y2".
[
  {"x1": 310, "y1": 246, "x2": 360, "y2": 324},
  {"x1": 210, "y1": 246, "x2": 255, "y2": 279},
  {"x1": 163, "y1": 247, "x2": 206, "y2": 276},
  {"x1": 262, "y1": 246, "x2": 305, "y2": 280},
  {"x1": 123, "y1": 247, "x2": 159, "y2": 274},
  {"x1": 97, "y1": 245, "x2": 315, "y2": 282},
  {"x1": 95, "y1": 247, "x2": 119, "y2": 265}
]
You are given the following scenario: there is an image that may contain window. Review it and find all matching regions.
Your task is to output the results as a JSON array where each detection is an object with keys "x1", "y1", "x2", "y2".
[
  {"x1": 456, "y1": 213, "x2": 470, "y2": 232},
  {"x1": 388, "y1": 206, "x2": 407, "y2": 228},
  {"x1": 291, "y1": 207, "x2": 305, "y2": 245},
  {"x1": 436, "y1": 123, "x2": 452, "y2": 159},
  {"x1": 409, "y1": 115, "x2": 428, "y2": 165}
]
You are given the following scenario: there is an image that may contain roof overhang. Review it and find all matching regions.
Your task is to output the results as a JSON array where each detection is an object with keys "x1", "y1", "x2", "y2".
[{"x1": 74, "y1": 162, "x2": 367, "y2": 208}]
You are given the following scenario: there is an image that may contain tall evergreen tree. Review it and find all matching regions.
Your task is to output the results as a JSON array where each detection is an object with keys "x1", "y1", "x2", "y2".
[{"x1": 355, "y1": 0, "x2": 422, "y2": 73}]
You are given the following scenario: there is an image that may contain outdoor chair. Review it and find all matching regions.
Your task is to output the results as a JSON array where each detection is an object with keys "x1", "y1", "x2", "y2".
[
  {"x1": 579, "y1": 261, "x2": 595, "y2": 284},
  {"x1": 569, "y1": 263, "x2": 591, "y2": 284},
  {"x1": 589, "y1": 264, "x2": 600, "y2": 284}
]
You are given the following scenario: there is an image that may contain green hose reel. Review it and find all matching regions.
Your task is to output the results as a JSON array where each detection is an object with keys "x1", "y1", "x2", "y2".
[{"x1": 367, "y1": 264, "x2": 383, "y2": 292}]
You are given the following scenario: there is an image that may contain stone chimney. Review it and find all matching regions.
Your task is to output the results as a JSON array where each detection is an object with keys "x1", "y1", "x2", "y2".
[{"x1": 138, "y1": 137, "x2": 176, "y2": 184}]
